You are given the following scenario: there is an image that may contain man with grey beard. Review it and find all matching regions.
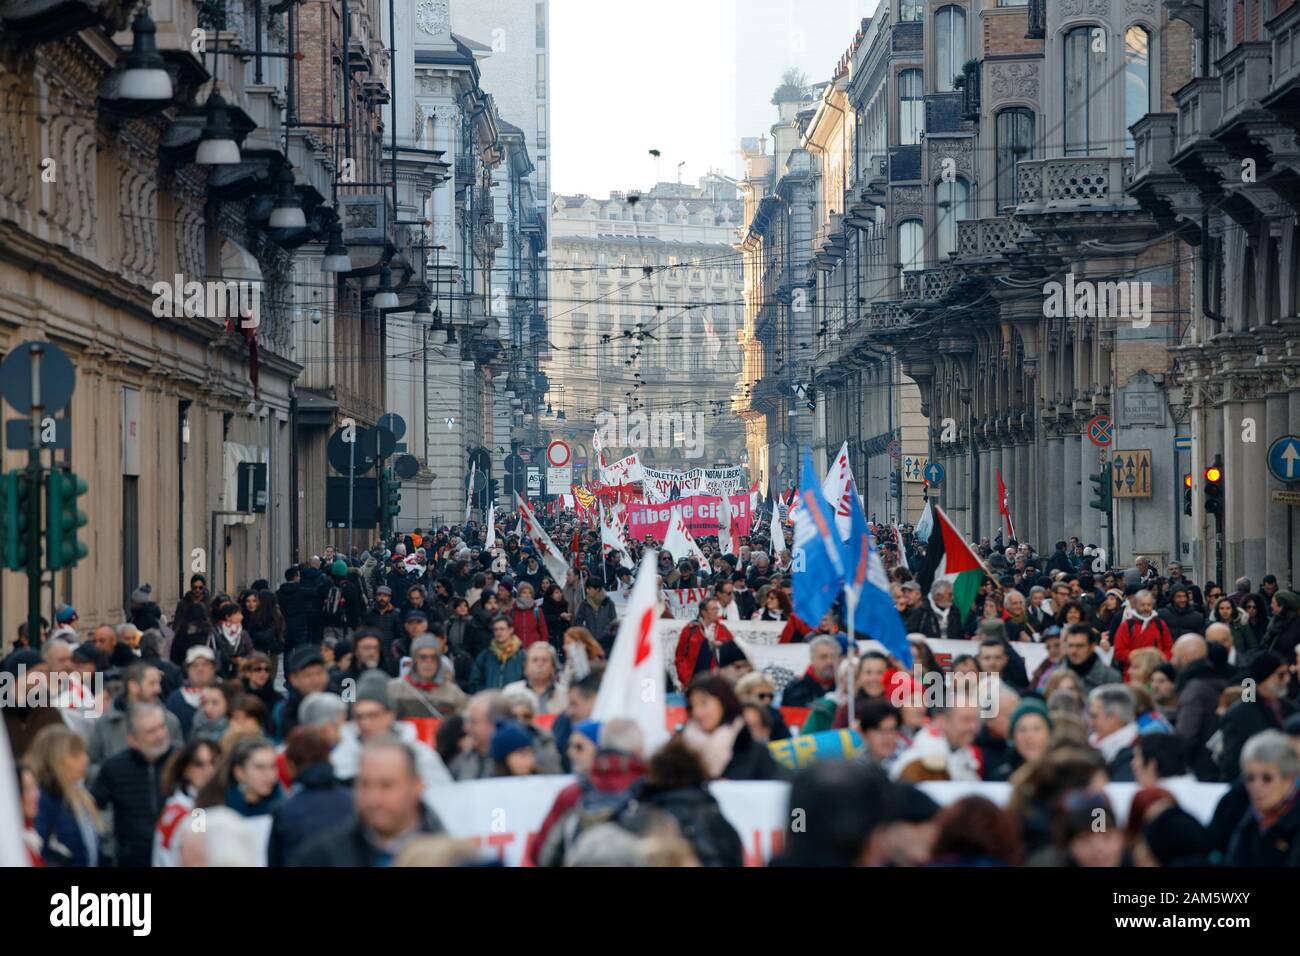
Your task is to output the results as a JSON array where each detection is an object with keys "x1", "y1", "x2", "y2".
[{"x1": 91, "y1": 703, "x2": 175, "y2": 866}]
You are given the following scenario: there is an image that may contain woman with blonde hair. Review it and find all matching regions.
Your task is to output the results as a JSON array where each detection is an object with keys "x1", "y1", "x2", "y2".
[
  {"x1": 28, "y1": 724, "x2": 101, "y2": 866},
  {"x1": 1126, "y1": 646, "x2": 1167, "y2": 689}
]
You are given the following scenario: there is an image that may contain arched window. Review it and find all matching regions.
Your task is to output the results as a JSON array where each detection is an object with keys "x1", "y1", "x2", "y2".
[
  {"x1": 1125, "y1": 25, "x2": 1151, "y2": 154},
  {"x1": 935, "y1": 6, "x2": 967, "y2": 93},
  {"x1": 899, "y1": 220, "x2": 924, "y2": 279},
  {"x1": 1064, "y1": 26, "x2": 1110, "y2": 156},
  {"x1": 935, "y1": 177, "x2": 970, "y2": 260},
  {"x1": 996, "y1": 108, "x2": 1035, "y2": 210},
  {"x1": 899, "y1": 69, "x2": 924, "y2": 145}
]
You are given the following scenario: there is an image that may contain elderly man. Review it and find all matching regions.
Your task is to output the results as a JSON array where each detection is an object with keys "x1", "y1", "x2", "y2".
[
  {"x1": 332, "y1": 671, "x2": 452, "y2": 792},
  {"x1": 88, "y1": 660, "x2": 183, "y2": 775},
  {"x1": 503, "y1": 642, "x2": 565, "y2": 715},
  {"x1": 294, "y1": 736, "x2": 445, "y2": 866},
  {"x1": 918, "y1": 580, "x2": 963, "y2": 641},
  {"x1": 388, "y1": 633, "x2": 468, "y2": 719},
  {"x1": 450, "y1": 690, "x2": 513, "y2": 780},
  {"x1": 90, "y1": 703, "x2": 175, "y2": 866},
  {"x1": 1169, "y1": 633, "x2": 1231, "y2": 754},
  {"x1": 781, "y1": 636, "x2": 841, "y2": 709},
  {"x1": 673, "y1": 598, "x2": 734, "y2": 689},
  {"x1": 90, "y1": 624, "x2": 137, "y2": 670},
  {"x1": 898, "y1": 581, "x2": 927, "y2": 632},
  {"x1": 891, "y1": 704, "x2": 982, "y2": 781},
  {"x1": 1087, "y1": 684, "x2": 1139, "y2": 781}
]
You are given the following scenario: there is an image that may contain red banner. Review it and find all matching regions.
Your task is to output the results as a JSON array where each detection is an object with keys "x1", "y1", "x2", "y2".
[{"x1": 623, "y1": 493, "x2": 753, "y2": 542}]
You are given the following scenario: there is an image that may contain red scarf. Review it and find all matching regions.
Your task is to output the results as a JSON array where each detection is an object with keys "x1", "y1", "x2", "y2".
[{"x1": 805, "y1": 666, "x2": 834, "y2": 690}]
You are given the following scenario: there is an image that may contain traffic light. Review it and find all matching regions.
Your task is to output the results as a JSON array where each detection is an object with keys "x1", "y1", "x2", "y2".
[
  {"x1": 0, "y1": 470, "x2": 35, "y2": 571},
  {"x1": 489, "y1": 477, "x2": 500, "y2": 504},
  {"x1": 1183, "y1": 473, "x2": 1193, "y2": 516},
  {"x1": 1089, "y1": 462, "x2": 1112, "y2": 512},
  {"x1": 46, "y1": 470, "x2": 88, "y2": 570},
  {"x1": 890, "y1": 472, "x2": 901, "y2": 498},
  {"x1": 1204, "y1": 460, "x2": 1224, "y2": 518},
  {"x1": 384, "y1": 469, "x2": 402, "y2": 519}
]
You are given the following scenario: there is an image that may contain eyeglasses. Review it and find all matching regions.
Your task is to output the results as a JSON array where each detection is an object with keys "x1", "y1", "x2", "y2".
[
  {"x1": 250, "y1": 666, "x2": 270, "y2": 673},
  {"x1": 756, "y1": 693, "x2": 774, "y2": 701}
]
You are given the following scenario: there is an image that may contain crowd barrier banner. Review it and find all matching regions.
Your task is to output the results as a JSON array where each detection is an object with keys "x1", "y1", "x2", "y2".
[
  {"x1": 422, "y1": 776, "x2": 1229, "y2": 866},
  {"x1": 624, "y1": 493, "x2": 752, "y2": 540}
]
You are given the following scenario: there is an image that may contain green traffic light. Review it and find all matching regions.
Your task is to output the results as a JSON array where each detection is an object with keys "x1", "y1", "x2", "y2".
[{"x1": 46, "y1": 470, "x2": 88, "y2": 570}]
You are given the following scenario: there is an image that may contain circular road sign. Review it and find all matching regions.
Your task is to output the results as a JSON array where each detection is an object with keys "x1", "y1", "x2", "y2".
[
  {"x1": 0, "y1": 341, "x2": 77, "y2": 414},
  {"x1": 392, "y1": 453, "x2": 420, "y2": 480},
  {"x1": 327, "y1": 426, "x2": 377, "y2": 475},
  {"x1": 1087, "y1": 415, "x2": 1114, "y2": 447},
  {"x1": 923, "y1": 461, "x2": 945, "y2": 485},
  {"x1": 886, "y1": 438, "x2": 901, "y2": 461},
  {"x1": 1267, "y1": 435, "x2": 1300, "y2": 483},
  {"x1": 378, "y1": 413, "x2": 407, "y2": 442},
  {"x1": 547, "y1": 439, "x2": 571, "y2": 468}
]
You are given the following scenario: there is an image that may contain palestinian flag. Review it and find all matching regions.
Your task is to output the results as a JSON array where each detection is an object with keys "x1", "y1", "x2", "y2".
[{"x1": 915, "y1": 505, "x2": 985, "y2": 628}]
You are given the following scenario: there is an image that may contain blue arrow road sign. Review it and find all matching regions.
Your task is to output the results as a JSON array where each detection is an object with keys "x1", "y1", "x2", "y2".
[
  {"x1": 923, "y1": 461, "x2": 945, "y2": 484},
  {"x1": 1268, "y1": 435, "x2": 1300, "y2": 483}
]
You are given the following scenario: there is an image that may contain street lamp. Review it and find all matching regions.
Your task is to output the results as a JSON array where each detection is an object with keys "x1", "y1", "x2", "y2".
[
  {"x1": 194, "y1": 90, "x2": 241, "y2": 165},
  {"x1": 118, "y1": 8, "x2": 174, "y2": 101},
  {"x1": 373, "y1": 264, "x2": 399, "y2": 309},
  {"x1": 269, "y1": 167, "x2": 307, "y2": 229},
  {"x1": 320, "y1": 221, "x2": 352, "y2": 273}
]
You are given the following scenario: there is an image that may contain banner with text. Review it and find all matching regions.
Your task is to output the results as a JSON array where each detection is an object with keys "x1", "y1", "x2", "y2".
[{"x1": 625, "y1": 492, "x2": 753, "y2": 541}]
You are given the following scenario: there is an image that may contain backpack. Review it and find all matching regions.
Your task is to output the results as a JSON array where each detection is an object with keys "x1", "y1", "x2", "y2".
[
  {"x1": 324, "y1": 584, "x2": 346, "y2": 619},
  {"x1": 545, "y1": 780, "x2": 634, "y2": 866}
]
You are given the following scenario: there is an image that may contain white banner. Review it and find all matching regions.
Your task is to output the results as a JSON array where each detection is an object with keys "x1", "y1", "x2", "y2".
[
  {"x1": 423, "y1": 775, "x2": 1228, "y2": 866},
  {"x1": 603, "y1": 453, "x2": 646, "y2": 484}
]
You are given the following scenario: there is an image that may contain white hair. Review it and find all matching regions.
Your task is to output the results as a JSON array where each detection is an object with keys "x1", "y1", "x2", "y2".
[
  {"x1": 598, "y1": 717, "x2": 645, "y2": 758},
  {"x1": 41, "y1": 637, "x2": 73, "y2": 664}
]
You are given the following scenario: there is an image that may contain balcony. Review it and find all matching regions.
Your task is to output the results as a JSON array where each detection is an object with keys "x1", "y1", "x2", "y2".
[
  {"x1": 925, "y1": 92, "x2": 967, "y2": 134},
  {"x1": 1171, "y1": 78, "x2": 1227, "y2": 190},
  {"x1": 1216, "y1": 42, "x2": 1273, "y2": 132},
  {"x1": 954, "y1": 216, "x2": 1032, "y2": 262},
  {"x1": 901, "y1": 266, "x2": 959, "y2": 303},
  {"x1": 348, "y1": 6, "x2": 374, "y2": 74},
  {"x1": 1273, "y1": 2, "x2": 1300, "y2": 91},
  {"x1": 1129, "y1": 113, "x2": 1178, "y2": 187},
  {"x1": 1015, "y1": 155, "x2": 1151, "y2": 244},
  {"x1": 889, "y1": 144, "x2": 922, "y2": 183},
  {"x1": 456, "y1": 152, "x2": 474, "y2": 188}
]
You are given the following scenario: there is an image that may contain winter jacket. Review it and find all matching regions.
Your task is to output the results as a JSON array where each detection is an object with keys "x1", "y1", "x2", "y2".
[
  {"x1": 529, "y1": 752, "x2": 645, "y2": 866},
  {"x1": 90, "y1": 745, "x2": 173, "y2": 867},
  {"x1": 1111, "y1": 615, "x2": 1173, "y2": 676},
  {"x1": 509, "y1": 603, "x2": 551, "y2": 649},
  {"x1": 1158, "y1": 602, "x2": 1205, "y2": 638},
  {"x1": 575, "y1": 597, "x2": 619, "y2": 653},
  {"x1": 290, "y1": 806, "x2": 444, "y2": 866},
  {"x1": 387, "y1": 666, "x2": 468, "y2": 719},
  {"x1": 628, "y1": 783, "x2": 744, "y2": 866},
  {"x1": 267, "y1": 763, "x2": 354, "y2": 867},
  {"x1": 1218, "y1": 698, "x2": 1295, "y2": 782},
  {"x1": 35, "y1": 788, "x2": 97, "y2": 867},
  {"x1": 1224, "y1": 794, "x2": 1300, "y2": 866},
  {"x1": 276, "y1": 580, "x2": 314, "y2": 650},
  {"x1": 1172, "y1": 657, "x2": 1231, "y2": 748},
  {"x1": 469, "y1": 643, "x2": 527, "y2": 693},
  {"x1": 673, "y1": 621, "x2": 734, "y2": 689},
  {"x1": 720, "y1": 725, "x2": 786, "y2": 781},
  {"x1": 780, "y1": 669, "x2": 835, "y2": 709},
  {"x1": 1059, "y1": 652, "x2": 1122, "y2": 694},
  {"x1": 87, "y1": 693, "x2": 183, "y2": 777}
]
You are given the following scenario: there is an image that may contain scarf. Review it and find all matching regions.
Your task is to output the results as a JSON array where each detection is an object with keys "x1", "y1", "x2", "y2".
[
  {"x1": 1089, "y1": 721, "x2": 1138, "y2": 765},
  {"x1": 681, "y1": 717, "x2": 744, "y2": 779},
  {"x1": 804, "y1": 665, "x2": 835, "y2": 690},
  {"x1": 220, "y1": 621, "x2": 243, "y2": 649},
  {"x1": 1254, "y1": 786, "x2": 1299, "y2": 832},
  {"x1": 490, "y1": 636, "x2": 522, "y2": 663}
]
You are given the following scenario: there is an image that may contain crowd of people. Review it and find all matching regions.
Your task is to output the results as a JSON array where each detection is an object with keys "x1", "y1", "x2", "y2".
[{"x1": 4, "y1": 509, "x2": 1300, "y2": 867}]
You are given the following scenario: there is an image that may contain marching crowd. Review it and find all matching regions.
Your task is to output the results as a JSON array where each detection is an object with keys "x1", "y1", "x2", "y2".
[{"x1": 4, "y1": 509, "x2": 1300, "y2": 868}]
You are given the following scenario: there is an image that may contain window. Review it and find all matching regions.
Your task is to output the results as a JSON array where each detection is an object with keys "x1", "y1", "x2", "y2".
[
  {"x1": 900, "y1": 1, "x2": 924, "y2": 20},
  {"x1": 997, "y1": 0, "x2": 1027, "y2": 5},
  {"x1": 1125, "y1": 26, "x2": 1151, "y2": 154},
  {"x1": 935, "y1": 178, "x2": 970, "y2": 260},
  {"x1": 536, "y1": 53, "x2": 547, "y2": 98},
  {"x1": 996, "y1": 108, "x2": 1035, "y2": 210},
  {"x1": 1064, "y1": 26, "x2": 1110, "y2": 156},
  {"x1": 935, "y1": 6, "x2": 967, "y2": 93},
  {"x1": 536, "y1": 2, "x2": 546, "y2": 46},
  {"x1": 899, "y1": 69, "x2": 924, "y2": 145},
  {"x1": 899, "y1": 220, "x2": 923, "y2": 277}
]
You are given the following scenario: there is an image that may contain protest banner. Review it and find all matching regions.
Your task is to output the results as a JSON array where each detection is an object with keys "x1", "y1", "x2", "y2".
[
  {"x1": 624, "y1": 492, "x2": 752, "y2": 541},
  {"x1": 768, "y1": 729, "x2": 864, "y2": 772},
  {"x1": 422, "y1": 776, "x2": 1229, "y2": 867}
]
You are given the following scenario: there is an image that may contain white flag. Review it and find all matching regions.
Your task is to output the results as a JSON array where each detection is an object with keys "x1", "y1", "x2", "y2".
[
  {"x1": 485, "y1": 502, "x2": 496, "y2": 549},
  {"x1": 0, "y1": 705, "x2": 29, "y2": 866},
  {"x1": 593, "y1": 549, "x2": 669, "y2": 752},
  {"x1": 599, "y1": 502, "x2": 627, "y2": 558},
  {"x1": 662, "y1": 506, "x2": 708, "y2": 565},
  {"x1": 770, "y1": 501, "x2": 787, "y2": 557},
  {"x1": 516, "y1": 494, "x2": 569, "y2": 583},
  {"x1": 717, "y1": 493, "x2": 734, "y2": 555},
  {"x1": 513, "y1": 514, "x2": 524, "y2": 539},
  {"x1": 820, "y1": 441, "x2": 856, "y2": 541}
]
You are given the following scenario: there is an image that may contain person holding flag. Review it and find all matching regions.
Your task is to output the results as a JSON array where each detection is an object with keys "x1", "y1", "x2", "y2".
[
  {"x1": 915, "y1": 504, "x2": 989, "y2": 637},
  {"x1": 792, "y1": 451, "x2": 846, "y2": 631},
  {"x1": 673, "y1": 596, "x2": 734, "y2": 690}
]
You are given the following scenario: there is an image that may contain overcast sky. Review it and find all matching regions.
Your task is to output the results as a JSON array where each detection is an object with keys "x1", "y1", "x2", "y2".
[{"x1": 549, "y1": 0, "x2": 878, "y2": 198}]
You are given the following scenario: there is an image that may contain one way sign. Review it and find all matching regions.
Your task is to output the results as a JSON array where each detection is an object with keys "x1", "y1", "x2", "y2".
[
  {"x1": 1112, "y1": 449, "x2": 1152, "y2": 498},
  {"x1": 1268, "y1": 435, "x2": 1300, "y2": 483}
]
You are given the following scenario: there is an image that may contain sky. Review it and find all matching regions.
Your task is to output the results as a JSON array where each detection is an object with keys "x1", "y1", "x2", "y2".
[{"x1": 549, "y1": 0, "x2": 880, "y2": 199}]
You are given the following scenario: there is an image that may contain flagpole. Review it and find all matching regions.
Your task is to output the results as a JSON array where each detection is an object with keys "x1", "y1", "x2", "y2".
[{"x1": 845, "y1": 587, "x2": 858, "y2": 730}]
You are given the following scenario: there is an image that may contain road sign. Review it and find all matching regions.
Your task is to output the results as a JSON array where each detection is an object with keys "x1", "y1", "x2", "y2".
[
  {"x1": 1267, "y1": 435, "x2": 1300, "y2": 483},
  {"x1": 327, "y1": 427, "x2": 377, "y2": 475},
  {"x1": 1272, "y1": 489, "x2": 1300, "y2": 506},
  {"x1": 886, "y1": 438, "x2": 901, "y2": 461},
  {"x1": 1087, "y1": 415, "x2": 1114, "y2": 447},
  {"x1": 923, "y1": 461, "x2": 945, "y2": 485},
  {"x1": 547, "y1": 465, "x2": 572, "y2": 493},
  {"x1": 6, "y1": 417, "x2": 70, "y2": 450},
  {"x1": 526, "y1": 466, "x2": 542, "y2": 497},
  {"x1": 0, "y1": 341, "x2": 76, "y2": 414},
  {"x1": 1174, "y1": 435, "x2": 1192, "y2": 452},
  {"x1": 546, "y1": 439, "x2": 571, "y2": 468},
  {"x1": 378, "y1": 413, "x2": 407, "y2": 441},
  {"x1": 1112, "y1": 449, "x2": 1152, "y2": 498},
  {"x1": 901, "y1": 454, "x2": 927, "y2": 482},
  {"x1": 392, "y1": 454, "x2": 420, "y2": 480}
]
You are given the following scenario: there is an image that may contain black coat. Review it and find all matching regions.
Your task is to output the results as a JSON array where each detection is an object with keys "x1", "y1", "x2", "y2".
[
  {"x1": 722, "y1": 725, "x2": 786, "y2": 781},
  {"x1": 631, "y1": 785, "x2": 744, "y2": 866},
  {"x1": 780, "y1": 672, "x2": 833, "y2": 709},
  {"x1": 276, "y1": 581, "x2": 315, "y2": 649},
  {"x1": 90, "y1": 746, "x2": 172, "y2": 867},
  {"x1": 1219, "y1": 698, "x2": 1295, "y2": 781},
  {"x1": 1225, "y1": 794, "x2": 1300, "y2": 866},
  {"x1": 290, "y1": 806, "x2": 444, "y2": 866},
  {"x1": 267, "y1": 763, "x2": 355, "y2": 867}
]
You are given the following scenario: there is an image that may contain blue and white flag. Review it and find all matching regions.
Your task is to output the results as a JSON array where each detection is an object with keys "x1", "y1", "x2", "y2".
[
  {"x1": 792, "y1": 451, "x2": 845, "y2": 627},
  {"x1": 914, "y1": 500, "x2": 934, "y2": 543},
  {"x1": 841, "y1": 485, "x2": 912, "y2": 668}
]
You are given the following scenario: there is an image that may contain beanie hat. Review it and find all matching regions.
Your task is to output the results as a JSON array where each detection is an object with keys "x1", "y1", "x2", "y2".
[
  {"x1": 355, "y1": 670, "x2": 392, "y2": 710},
  {"x1": 489, "y1": 721, "x2": 534, "y2": 763},
  {"x1": 331, "y1": 559, "x2": 348, "y2": 578},
  {"x1": 717, "y1": 641, "x2": 749, "y2": 668},
  {"x1": 411, "y1": 634, "x2": 440, "y2": 655},
  {"x1": 574, "y1": 719, "x2": 602, "y2": 745},
  {"x1": 1274, "y1": 590, "x2": 1300, "y2": 614},
  {"x1": 1248, "y1": 650, "x2": 1286, "y2": 686},
  {"x1": 1009, "y1": 698, "x2": 1053, "y2": 737},
  {"x1": 130, "y1": 584, "x2": 153, "y2": 605}
]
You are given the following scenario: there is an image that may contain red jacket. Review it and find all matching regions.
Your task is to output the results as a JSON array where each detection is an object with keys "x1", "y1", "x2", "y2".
[
  {"x1": 778, "y1": 615, "x2": 812, "y2": 645},
  {"x1": 1112, "y1": 615, "x2": 1172, "y2": 676},
  {"x1": 674, "y1": 620, "x2": 734, "y2": 689},
  {"x1": 510, "y1": 604, "x2": 551, "y2": 648}
]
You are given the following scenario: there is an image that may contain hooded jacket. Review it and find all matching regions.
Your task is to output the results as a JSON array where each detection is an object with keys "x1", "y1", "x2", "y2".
[{"x1": 267, "y1": 762, "x2": 354, "y2": 867}]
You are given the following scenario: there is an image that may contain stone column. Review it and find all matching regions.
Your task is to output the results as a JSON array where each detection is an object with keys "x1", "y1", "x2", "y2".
[
  {"x1": 1241, "y1": 394, "x2": 1268, "y2": 582},
  {"x1": 1015, "y1": 436, "x2": 1032, "y2": 546},
  {"x1": 1064, "y1": 433, "x2": 1084, "y2": 544},
  {"x1": 1046, "y1": 428, "x2": 1065, "y2": 549},
  {"x1": 1266, "y1": 389, "x2": 1290, "y2": 579}
]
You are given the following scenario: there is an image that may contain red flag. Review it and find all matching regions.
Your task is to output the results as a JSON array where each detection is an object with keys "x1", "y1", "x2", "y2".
[{"x1": 997, "y1": 468, "x2": 1016, "y2": 541}]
